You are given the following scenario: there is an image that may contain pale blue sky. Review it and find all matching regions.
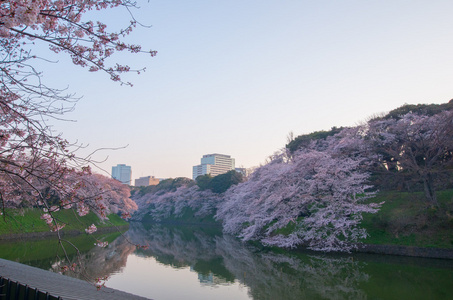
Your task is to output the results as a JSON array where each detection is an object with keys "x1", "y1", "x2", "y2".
[{"x1": 41, "y1": 0, "x2": 453, "y2": 180}]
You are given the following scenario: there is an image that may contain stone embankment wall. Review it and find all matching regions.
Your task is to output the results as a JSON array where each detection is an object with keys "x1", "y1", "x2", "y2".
[{"x1": 357, "y1": 244, "x2": 453, "y2": 259}]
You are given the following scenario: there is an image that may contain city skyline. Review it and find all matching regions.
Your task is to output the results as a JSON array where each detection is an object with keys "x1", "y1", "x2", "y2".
[
  {"x1": 114, "y1": 153, "x2": 239, "y2": 183},
  {"x1": 43, "y1": 1, "x2": 453, "y2": 180}
]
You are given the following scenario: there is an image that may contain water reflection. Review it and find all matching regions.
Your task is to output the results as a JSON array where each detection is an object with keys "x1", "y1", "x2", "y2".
[
  {"x1": 124, "y1": 223, "x2": 371, "y2": 300},
  {"x1": 1, "y1": 224, "x2": 453, "y2": 300},
  {"x1": 123, "y1": 223, "x2": 453, "y2": 300},
  {"x1": 127, "y1": 224, "x2": 235, "y2": 283},
  {"x1": 0, "y1": 232, "x2": 135, "y2": 284},
  {"x1": 59, "y1": 233, "x2": 137, "y2": 282}
]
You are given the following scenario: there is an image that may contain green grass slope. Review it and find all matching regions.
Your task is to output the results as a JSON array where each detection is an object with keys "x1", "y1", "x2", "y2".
[
  {"x1": 0, "y1": 208, "x2": 128, "y2": 236},
  {"x1": 361, "y1": 189, "x2": 453, "y2": 249}
]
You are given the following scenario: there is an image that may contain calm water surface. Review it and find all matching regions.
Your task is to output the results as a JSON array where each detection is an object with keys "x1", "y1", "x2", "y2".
[{"x1": 1, "y1": 223, "x2": 453, "y2": 300}]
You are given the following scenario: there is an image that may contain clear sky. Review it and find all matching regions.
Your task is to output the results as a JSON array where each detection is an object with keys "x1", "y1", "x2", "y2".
[{"x1": 39, "y1": 0, "x2": 453, "y2": 181}]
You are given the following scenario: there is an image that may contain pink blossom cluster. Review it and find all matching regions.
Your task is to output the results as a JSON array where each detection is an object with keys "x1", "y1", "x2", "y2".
[
  {"x1": 40, "y1": 213, "x2": 53, "y2": 225},
  {"x1": 95, "y1": 241, "x2": 108, "y2": 248},
  {"x1": 85, "y1": 224, "x2": 97, "y2": 234},
  {"x1": 77, "y1": 203, "x2": 90, "y2": 216}
]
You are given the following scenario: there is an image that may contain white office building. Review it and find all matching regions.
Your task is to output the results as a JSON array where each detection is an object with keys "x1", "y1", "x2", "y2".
[
  {"x1": 112, "y1": 164, "x2": 132, "y2": 185},
  {"x1": 135, "y1": 176, "x2": 159, "y2": 187},
  {"x1": 192, "y1": 153, "x2": 235, "y2": 180}
]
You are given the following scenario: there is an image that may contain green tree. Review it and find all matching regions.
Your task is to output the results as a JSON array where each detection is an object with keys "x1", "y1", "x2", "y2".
[
  {"x1": 196, "y1": 174, "x2": 213, "y2": 191},
  {"x1": 286, "y1": 127, "x2": 344, "y2": 153},
  {"x1": 196, "y1": 171, "x2": 243, "y2": 194},
  {"x1": 209, "y1": 171, "x2": 243, "y2": 194}
]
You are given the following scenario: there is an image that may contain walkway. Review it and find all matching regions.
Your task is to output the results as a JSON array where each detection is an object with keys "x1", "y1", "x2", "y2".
[{"x1": 0, "y1": 258, "x2": 150, "y2": 300}]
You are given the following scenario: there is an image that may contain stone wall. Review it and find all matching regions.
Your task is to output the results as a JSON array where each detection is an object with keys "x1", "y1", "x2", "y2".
[{"x1": 357, "y1": 243, "x2": 453, "y2": 259}]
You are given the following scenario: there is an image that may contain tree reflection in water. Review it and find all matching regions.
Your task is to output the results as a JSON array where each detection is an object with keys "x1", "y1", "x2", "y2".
[
  {"x1": 124, "y1": 223, "x2": 369, "y2": 300},
  {"x1": 50, "y1": 234, "x2": 137, "y2": 283}
]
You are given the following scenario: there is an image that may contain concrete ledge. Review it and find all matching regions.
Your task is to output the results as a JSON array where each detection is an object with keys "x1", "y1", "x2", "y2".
[
  {"x1": 0, "y1": 258, "x2": 150, "y2": 300},
  {"x1": 356, "y1": 243, "x2": 453, "y2": 259}
]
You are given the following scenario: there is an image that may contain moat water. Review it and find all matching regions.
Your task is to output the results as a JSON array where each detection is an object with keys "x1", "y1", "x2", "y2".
[{"x1": 1, "y1": 223, "x2": 452, "y2": 300}]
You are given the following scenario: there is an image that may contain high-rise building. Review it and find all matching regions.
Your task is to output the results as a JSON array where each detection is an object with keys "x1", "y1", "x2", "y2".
[
  {"x1": 192, "y1": 153, "x2": 235, "y2": 180},
  {"x1": 135, "y1": 176, "x2": 160, "y2": 187},
  {"x1": 112, "y1": 164, "x2": 132, "y2": 185}
]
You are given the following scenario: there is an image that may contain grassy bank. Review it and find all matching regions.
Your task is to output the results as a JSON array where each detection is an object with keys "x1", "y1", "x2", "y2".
[
  {"x1": 0, "y1": 231, "x2": 123, "y2": 264},
  {"x1": 361, "y1": 189, "x2": 453, "y2": 249},
  {"x1": 0, "y1": 208, "x2": 128, "y2": 236}
]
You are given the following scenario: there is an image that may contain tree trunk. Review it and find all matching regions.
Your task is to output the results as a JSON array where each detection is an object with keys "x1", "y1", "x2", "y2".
[{"x1": 423, "y1": 174, "x2": 438, "y2": 206}]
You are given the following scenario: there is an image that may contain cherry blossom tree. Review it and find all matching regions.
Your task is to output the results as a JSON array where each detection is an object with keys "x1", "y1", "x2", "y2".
[
  {"x1": 216, "y1": 141, "x2": 380, "y2": 252},
  {"x1": 133, "y1": 183, "x2": 221, "y2": 223},
  {"x1": 72, "y1": 173, "x2": 137, "y2": 218},
  {"x1": 0, "y1": 2, "x2": 151, "y2": 276},
  {"x1": 1, "y1": 1, "x2": 151, "y2": 222},
  {"x1": 366, "y1": 110, "x2": 453, "y2": 205}
]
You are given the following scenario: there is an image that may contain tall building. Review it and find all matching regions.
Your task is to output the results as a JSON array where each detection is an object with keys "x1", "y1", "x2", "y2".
[
  {"x1": 192, "y1": 153, "x2": 235, "y2": 180},
  {"x1": 135, "y1": 176, "x2": 160, "y2": 187},
  {"x1": 112, "y1": 164, "x2": 132, "y2": 185}
]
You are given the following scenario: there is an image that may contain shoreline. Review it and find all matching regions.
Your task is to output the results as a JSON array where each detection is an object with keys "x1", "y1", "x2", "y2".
[
  {"x1": 0, "y1": 224, "x2": 129, "y2": 241},
  {"x1": 291, "y1": 242, "x2": 453, "y2": 260},
  {"x1": 4, "y1": 221, "x2": 452, "y2": 260},
  {"x1": 138, "y1": 220, "x2": 453, "y2": 260},
  {"x1": 355, "y1": 243, "x2": 453, "y2": 260}
]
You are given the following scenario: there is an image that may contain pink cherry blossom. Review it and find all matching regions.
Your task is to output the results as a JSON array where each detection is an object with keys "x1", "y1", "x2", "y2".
[
  {"x1": 85, "y1": 224, "x2": 97, "y2": 234},
  {"x1": 95, "y1": 241, "x2": 108, "y2": 248}
]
